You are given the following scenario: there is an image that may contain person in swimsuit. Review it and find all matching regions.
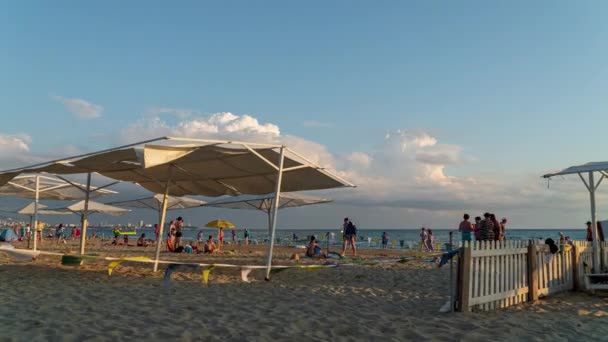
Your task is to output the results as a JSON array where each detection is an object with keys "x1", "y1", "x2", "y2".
[
  {"x1": 218, "y1": 228, "x2": 225, "y2": 250},
  {"x1": 137, "y1": 233, "x2": 149, "y2": 247},
  {"x1": 341, "y1": 217, "x2": 357, "y2": 256},
  {"x1": 306, "y1": 236, "x2": 327, "y2": 258},
  {"x1": 459, "y1": 214, "x2": 474, "y2": 242},
  {"x1": 243, "y1": 229, "x2": 249, "y2": 246},
  {"x1": 204, "y1": 235, "x2": 217, "y2": 254}
]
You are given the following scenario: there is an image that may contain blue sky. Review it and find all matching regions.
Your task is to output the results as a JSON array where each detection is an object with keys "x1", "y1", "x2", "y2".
[{"x1": 1, "y1": 1, "x2": 607, "y2": 229}]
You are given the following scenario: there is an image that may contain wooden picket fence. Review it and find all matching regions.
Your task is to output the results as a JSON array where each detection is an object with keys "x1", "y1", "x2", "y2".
[{"x1": 457, "y1": 240, "x2": 605, "y2": 312}]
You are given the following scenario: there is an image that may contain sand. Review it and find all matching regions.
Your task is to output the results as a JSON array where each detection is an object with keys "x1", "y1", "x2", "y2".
[{"x1": 1, "y1": 238, "x2": 608, "y2": 341}]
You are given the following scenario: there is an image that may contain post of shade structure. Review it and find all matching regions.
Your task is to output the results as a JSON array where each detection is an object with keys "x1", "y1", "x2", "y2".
[
  {"x1": 153, "y1": 167, "x2": 173, "y2": 272},
  {"x1": 79, "y1": 172, "x2": 92, "y2": 255},
  {"x1": 589, "y1": 171, "x2": 600, "y2": 273},
  {"x1": 267, "y1": 210, "x2": 273, "y2": 238},
  {"x1": 265, "y1": 146, "x2": 285, "y2": 280},
  {"x1": 33, "y1": 175, "x2": 40, "y2": 251}
]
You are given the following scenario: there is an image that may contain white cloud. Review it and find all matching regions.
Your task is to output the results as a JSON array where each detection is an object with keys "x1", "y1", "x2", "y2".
[
  {"x1": 121, "y1": 112, "x2": 280, "y2": 144},
  {"x1": 0, "y1": 133, "x2": 34, "y2": 167},
  {"x1": 118, "y1": 111, "x2": 592, "y2": 224},
  {"x1": 52, "y1": 95, "x2": 103, "y2": 119}
]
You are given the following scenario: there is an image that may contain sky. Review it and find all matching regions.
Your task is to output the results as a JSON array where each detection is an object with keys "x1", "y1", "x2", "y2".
[{"x1": 1, "y1": 1, "x2": 608, "y2": 229}]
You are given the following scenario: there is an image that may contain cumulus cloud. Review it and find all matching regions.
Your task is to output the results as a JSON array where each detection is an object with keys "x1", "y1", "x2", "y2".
[
  {"x1": 119, "y1": 111, "x2": 588, "y2": 220},
  {"x1": 121, "y1": 112, "x2": 280, "y2": 144},
  {"x1": 0, "y1": 133, "x2": 34, "y2": 167},
  {"x1": 52, "y1": 95, "x2": 103, "y2": 119}
]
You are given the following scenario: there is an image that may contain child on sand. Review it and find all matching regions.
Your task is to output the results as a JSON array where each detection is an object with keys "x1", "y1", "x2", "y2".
[{"x1": 306, "y1": 236, "x2": 327, "y2": 258}]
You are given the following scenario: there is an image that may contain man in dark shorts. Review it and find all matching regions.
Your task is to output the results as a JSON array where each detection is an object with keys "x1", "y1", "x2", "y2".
[
  {"x1": 341, "y1": 217, "x2": 357, "y2": 256},
  {"x1": 175, "y1": 216, "x2": 184, "y2": 248}
]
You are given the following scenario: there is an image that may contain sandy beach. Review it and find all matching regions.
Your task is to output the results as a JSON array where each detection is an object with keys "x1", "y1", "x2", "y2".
[{"x1": 0, "y1": 239, "x2": 606, "y2": 341}]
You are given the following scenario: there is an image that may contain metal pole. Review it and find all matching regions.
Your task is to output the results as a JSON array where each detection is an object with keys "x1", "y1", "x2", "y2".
[
  {"x1": 449, "y1": 231, "x2": 454, "y2": 312},
  {"x1": 589, "y1": 172, "x2": 600, "y2": 273},
  {"x1": 33, "y1": 175, "x2": 40, "y2": 251},
  {"x1": 79, "y1": 172, "x2": 92, "y2": 255},
  {"x1": 153, "y1": 168, "x2": 173, "y2": 272},
  {"x1": 265, "y1": 147, "x2": 285, "y2": 280}
]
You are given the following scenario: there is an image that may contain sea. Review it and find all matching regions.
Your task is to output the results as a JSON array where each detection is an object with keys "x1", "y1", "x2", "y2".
[{"x1": 70, "y1": 227, "x2": 583, "y2": 250}]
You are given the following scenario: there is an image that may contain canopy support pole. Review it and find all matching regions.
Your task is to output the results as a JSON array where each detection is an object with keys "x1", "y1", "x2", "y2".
[
  {"x1": 79, "y1": 172, "x2": 92, "y2": 255},
  {"x1": 33, "y1": 175, "x2": 40, "y2": 251},
  {"x1": 265, "y1": 147, "x2": 285, "y2": 281},
  {"x1": 267, "y1": 210, "x2": 272, "y2": 238},
  {"x1": 588, "y1": 172, "x2": 601, "y2": 273},
  {"x1": 153, "y1": 167, "x2": 173, "y2": 272}
]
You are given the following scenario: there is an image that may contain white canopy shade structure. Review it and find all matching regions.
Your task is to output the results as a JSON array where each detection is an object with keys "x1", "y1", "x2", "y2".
[
  {"x1": 205, "y1": 192, "x2": 332, "y2": 234},
  {"x1": 49, "y1": 200, "x2": 131, "y2": 216},
  {"x1": 0, "y1": 136, "x2": 354, "y2": 278},
  {"x1": 108, "y1": 194, "x2": 206, "y2": 227},
  {"x1": 543, "y1": 161, "x2": 608, "y2": 273},
  {"x1": 0, "y1": 174, "x2": 117, "y2": 251},
  {"x1": 16, "y1": 202, "x2": 71, "y2": 216},
  {"x1": 0, "y1": 202, "x2": 70, "y2": 228}
]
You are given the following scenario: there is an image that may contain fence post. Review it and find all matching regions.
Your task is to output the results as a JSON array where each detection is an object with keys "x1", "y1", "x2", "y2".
[
  {"x1": 527, "y1": 241, "x2": 539, "y2": 302},
  {"x1": 572, "y1": 244, "x2": 581, "y2": 291},
  {"x1": 457, "y1": 241, "x2": 472, "y2": 312}
]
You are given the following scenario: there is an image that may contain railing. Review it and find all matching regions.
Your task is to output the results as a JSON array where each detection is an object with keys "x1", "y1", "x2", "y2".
[{"x1": 457, "y1": 240, "x2": 602, "y2": 312}]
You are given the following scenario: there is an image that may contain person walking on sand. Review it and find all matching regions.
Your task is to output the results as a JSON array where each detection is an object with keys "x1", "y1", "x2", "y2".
[
  {"x1": 341, "y1": 217, "x2": 357, "y2": 256},
  {"x1": 420, "y1": 227, "x2": 429, "y2": 251},
  {"x1": 479, "y1": 213, "x2": 495, "y2": 241},
  {"x1": 459, "y1": 214, "x2": 474, "y2": 242},
  {"x1": 55, "y1": 224, "x2": 65, "y2": 244},
  {"x1": 231, "y1": 228, "x2": 236, "y2": 243}
]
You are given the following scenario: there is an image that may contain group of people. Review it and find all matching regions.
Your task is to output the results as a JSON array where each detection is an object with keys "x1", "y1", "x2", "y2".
[
  {"x1": 458, "y1": 213, "x2": 508, "y2": 242},
  {"x1": 419, "y1": 228, "x2": 436, "y2": 251}
]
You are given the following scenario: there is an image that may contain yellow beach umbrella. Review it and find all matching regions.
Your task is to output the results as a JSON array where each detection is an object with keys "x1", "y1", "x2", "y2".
[{"x1": 205, "y1": 219, "x2": 236, "y2": 229}]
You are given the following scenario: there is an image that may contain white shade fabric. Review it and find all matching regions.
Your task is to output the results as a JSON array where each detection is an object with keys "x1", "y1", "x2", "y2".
[
  {"x1": 0, "y1": 141, "x2": 353, "y2": 196},
  {"x1": 205, "y1": 192, "x2": 332, "y2": 213},
  {"x1": 0, "y1": 175, "x2": 117, "y2": 200},
  {"x1": 16, "y1": 202, "x2": 71, "y2": 216},
  {"x1": 109, "y1": 194, "x2": 206, "y2": 211},
  {"x1": 50, "y1": 200, "x2": 130, "y2": 216}
]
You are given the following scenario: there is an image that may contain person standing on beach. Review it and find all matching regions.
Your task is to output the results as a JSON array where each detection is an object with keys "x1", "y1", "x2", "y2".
[
  {"x1": 473, "y1": 217, "x2": 482, "y2": 241},
  {"x1": 36, "y1": 221, "x2": 44, "y2": 246},
  {"x1": 231, "y1": 229, "x2": 236, "y2": 243},
  {"x1": 154, "y1": 224, "x2": 159, "y2": 241},
  {"x1": 341, "y1": 217, "x2": 357, "y2": 256},
  {"x1": 459, "y1": 214, "x2": 474, "y2": 242},
  {"x1": 426, "y1": 229, "x2": 435, "y2": 252},
  {"x1": 490, "y1": 214, "x2": 501, "y2": 241},
  {"x1": 244, "y1": 228, "x2": 249, "y2": 245},
  {"x1": 500, "y1": 218, "x2": 508, "y2": 240},
  {"x1": 382, "y1": 232, "x2": 389, "y2": 249},
  {"x1": 197, "y1": 230, "x2": 204, "y2": 248},
  {"x1": 586, "y1": 221, "x2": 593, "y2": 242},
  {"x1": 218, "y1": 227, "x2": 225, "y2": 250},
  {"x1": 175, "y1": 217, "x2": 184, "y2": 248},
  {"x1": 420, "y1": 228, "x2": 428, "y2": 251},
  {"x1": 479, "y1": 213, "x2": 495, "y2": 241}
]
